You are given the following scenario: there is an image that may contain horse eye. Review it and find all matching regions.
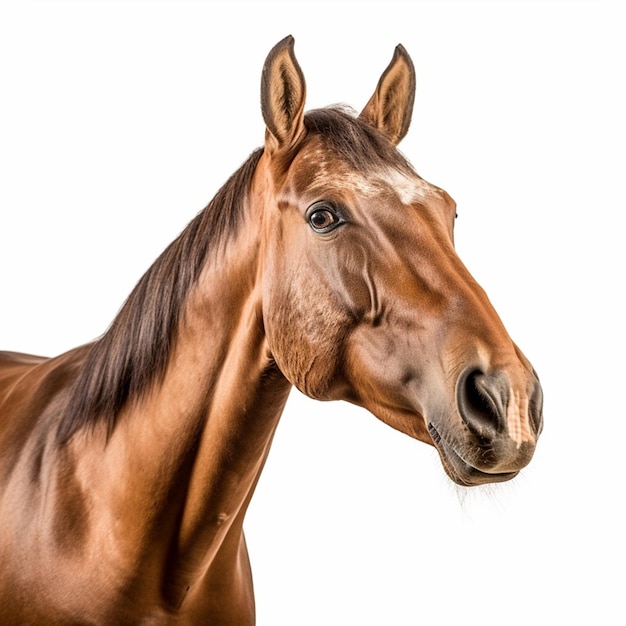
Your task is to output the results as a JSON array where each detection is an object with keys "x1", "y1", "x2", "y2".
[{"x1": 307, "y1": 205, "x2": 341, "y2": 233}]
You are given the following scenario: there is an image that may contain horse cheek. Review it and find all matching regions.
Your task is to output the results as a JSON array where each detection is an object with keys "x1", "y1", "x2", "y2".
[{"x1": 263, "y1": 266, "x2": 351, "y2": 400}]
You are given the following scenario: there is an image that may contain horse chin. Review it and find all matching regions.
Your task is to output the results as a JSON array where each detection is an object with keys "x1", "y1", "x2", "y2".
[{"x1": 427, "y1": 423, "x2": 519, "y2": 487}]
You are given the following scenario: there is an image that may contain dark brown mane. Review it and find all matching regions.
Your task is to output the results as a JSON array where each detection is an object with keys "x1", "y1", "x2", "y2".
[
  {"x1": 57, "y1": 149, "x2": 263, "y2": 441},
  {"x1": 58, "y1": 107, "x2": 412, "y2": 442}
]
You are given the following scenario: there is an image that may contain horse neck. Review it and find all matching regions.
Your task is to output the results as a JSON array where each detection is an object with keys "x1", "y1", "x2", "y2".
[{"x1": 71, "y1": 186, "x2": 291, "y2": 599}]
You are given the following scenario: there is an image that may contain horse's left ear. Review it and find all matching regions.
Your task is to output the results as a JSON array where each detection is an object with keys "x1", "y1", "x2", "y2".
[
  {"x1": 261, "y1": 36, "x2": 307, "y2": 156},
  {"x1": 359, "y1": 45, "x2": 416, "y2": 145}
]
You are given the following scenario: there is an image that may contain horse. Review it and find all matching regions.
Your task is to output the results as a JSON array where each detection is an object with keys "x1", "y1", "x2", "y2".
[{"x1": 0, "y1": 36, "x2": 543, "y2": 624}]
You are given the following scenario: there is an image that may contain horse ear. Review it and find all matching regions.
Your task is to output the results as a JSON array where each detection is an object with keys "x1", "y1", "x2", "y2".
[
  {"x1": 261, "y1": 36, "x2": 306, "y2": 155},
  {"x1": 359, "y1": 44, "x2": 416, "y2": 145}
]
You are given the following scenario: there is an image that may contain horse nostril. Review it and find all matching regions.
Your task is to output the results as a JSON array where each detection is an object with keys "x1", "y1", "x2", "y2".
[{"x1": 458, "y1": 369, "x2": 507, "y2": 438}]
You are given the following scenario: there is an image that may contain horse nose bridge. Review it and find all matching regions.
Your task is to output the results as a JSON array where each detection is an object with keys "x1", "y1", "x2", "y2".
[{"x1": 427, "y1": 260, "x2": 514, "y2": 354}]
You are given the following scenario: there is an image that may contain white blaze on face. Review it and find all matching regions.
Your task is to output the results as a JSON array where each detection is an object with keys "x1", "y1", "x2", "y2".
[{"x1": 506, "y1": 389, "x2": 535, "y2": 447}]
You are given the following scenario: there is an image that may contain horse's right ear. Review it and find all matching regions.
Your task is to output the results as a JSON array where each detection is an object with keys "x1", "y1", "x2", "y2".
[
  {"x1": 359, "y1": 44, "x2": 416, "y2": 145},
  {"x1": 261, "y1": 36, "x2": 307, "y2": 156}
]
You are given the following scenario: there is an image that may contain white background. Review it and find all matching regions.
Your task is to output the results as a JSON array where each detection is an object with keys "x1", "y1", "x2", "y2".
[{"x1": 1, "y1": 1, "x2": 624, "y2": 624}]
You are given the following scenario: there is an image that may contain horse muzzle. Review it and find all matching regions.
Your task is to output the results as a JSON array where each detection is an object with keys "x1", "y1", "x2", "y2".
[{"x1": 428, "y1": 366, "x2": 543, "y2": 487}]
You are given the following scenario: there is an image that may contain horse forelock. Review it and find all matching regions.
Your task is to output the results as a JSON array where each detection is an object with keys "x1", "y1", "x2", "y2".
[
  {"x1": 57, "y1": 149, "x2": 263, "y2": 442},
  {"x1": 303, "y1": 107, "x2": 412, "y2": 173}
]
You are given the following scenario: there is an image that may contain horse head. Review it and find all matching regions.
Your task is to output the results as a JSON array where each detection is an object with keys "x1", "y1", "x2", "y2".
[{"x1": 255, "y1": 36, "x2": 542, "y2": 487}]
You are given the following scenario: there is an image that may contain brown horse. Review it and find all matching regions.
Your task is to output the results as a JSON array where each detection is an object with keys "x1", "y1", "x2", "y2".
[{"x1": 0, "y1": 37, "x2": 542, "y2": 624}]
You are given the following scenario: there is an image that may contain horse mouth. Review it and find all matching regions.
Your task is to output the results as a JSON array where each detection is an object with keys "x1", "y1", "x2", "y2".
[{"x1": 427, "y1": 423, "x2": 519, "y2": 487}]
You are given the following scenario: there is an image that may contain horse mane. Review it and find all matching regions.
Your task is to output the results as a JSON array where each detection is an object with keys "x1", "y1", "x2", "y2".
[
  {"x1": 57, "y1": 107, "x2": 413, "y2": 442},
  {"x1": 57, "y1": 148, "x2": 263, "y2": 441}
]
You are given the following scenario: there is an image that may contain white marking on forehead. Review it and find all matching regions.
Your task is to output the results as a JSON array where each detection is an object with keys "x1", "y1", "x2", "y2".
[
  {"x1": 305, "y1": 151, "x2": 442, "y2": 205},
  {"x1": 377, "y1": 168, "x2": 443, "y2": 205},
  {"x1": 506, "y1": 389, "x2": 535, "y2": 447}
]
